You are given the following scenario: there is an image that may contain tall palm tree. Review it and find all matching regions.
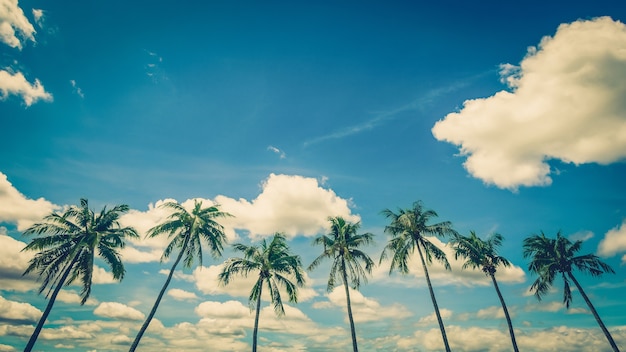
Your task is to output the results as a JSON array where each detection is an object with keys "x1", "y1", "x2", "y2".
[
  {"x1": 21, "y1": 198, "x2": 138, "y2": 352},
  {"x1": 219, "y1": 233, "x2": 305, "y2": 352},
  {"x1": 130, "y1": 200, "x2": 232, "y2": 352},
  {"x1": 451, "y1": 231, "x2": 519, "y2": 352},
  {"x1": 308, "y1": 216, "x2": 374, "y2": 352},
  {"x1": 523, "y1": 231, "x2": 619, "y2": 352},
  {"x1": 380, "y1": 201, "x2": 457, "y2": 352}
]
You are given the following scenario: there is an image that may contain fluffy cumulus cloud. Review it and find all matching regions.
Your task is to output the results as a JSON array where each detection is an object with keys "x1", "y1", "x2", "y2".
[
  {"x1": 0, "y1": 295, "x2": 41, "y2": 324},
  {"x1": 312, "y1": 286, "x2": 411, "y2": 323},
  {"x1": 215, "y1": 173, "x2": 359, "y2": 239},
  {"x1": 597, "y1": 219, "x2": 626, "y2": 262},
  {"x1": 432, "y1": 17, "x2": 626, "y2": 190},
  {"x1": 93, "y1": 302, "x2": 145, "y2": 321},
  {"x1": 0, "y1": 70, "x2": 52, "y2": 106},
  {"x1": 396, "y1": 325, "x2": 626, "y2": 352},
  {"x1": 0, "y1": 172, "x2": 59, "y2": 230},
  {"x1": 0, "y1": 0, "x2": 35, "y2": 49},
  {"x1": 374, "y1": 236, "x2": 526, "y2": 287},
  {"x1": 119, "y1": 174, "x2": 358, "y2": 263},
  {"x1": 167, "y1": 288, "x2": 199, "y2": 301},
  {"x1": 0, "y1": 232, "x2": 37, "y2": 291}
]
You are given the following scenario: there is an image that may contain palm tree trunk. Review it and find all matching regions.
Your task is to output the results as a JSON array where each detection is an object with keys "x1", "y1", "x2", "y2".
[
  {"x1": 129, "y1": 236, "x2": 190, "y2": 352},
  {"x1": 341, "y1": 257, "x2": 359, "y2": 352},
  {"x1": 490, "y1": 273, "x2": 519, "y2": 352},
  {"x1": 568, "y1": 272, "x2": 620, "y2": 352},
  {"x1": 416, "y1": 243, "x2": 451, "y2": 352},
  {"x1": 24, "y1": 256, "x2": 78, "y2": 352},
  {"x1": 252, "y1": 280, "x2": 263, "y2": 352}
]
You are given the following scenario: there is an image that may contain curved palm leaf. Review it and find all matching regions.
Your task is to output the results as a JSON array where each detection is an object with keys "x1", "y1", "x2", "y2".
[
  {"x1": 523, "y1": 231, "x2": 619, "y2": 352},
  {"x1": 308, "y1": 216, "x2": 375, "y2": 352},
  {"x1": 219, "y1": 233, "x2": 305, "y2": 352},
  {"x1": 21, "y1": 199, "x2": 137, "y2": 352}
]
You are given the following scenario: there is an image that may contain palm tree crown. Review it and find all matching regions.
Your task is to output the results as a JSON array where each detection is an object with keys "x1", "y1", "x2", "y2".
[
  {"x1": 130, "y1": 200, "x2": 232, "y2": 352},
  {"x1": 219, "y1": 232, "x2": 305, "y2": 352},
  {"x1": 523, "y1": 231, "x2": 619, "y2": 352},
  {"x1": 451, "y1": 231, "x2": 519, "y2": 352},
  {"x1": 22, "y1": 198, "x2": 138, "y2": 352},
  {"x1": 380, "y1": 201, "x2": 457, "y2": 352},
  {"x1": 308, "y1": 216, "x2": 374, "y2": 352}
]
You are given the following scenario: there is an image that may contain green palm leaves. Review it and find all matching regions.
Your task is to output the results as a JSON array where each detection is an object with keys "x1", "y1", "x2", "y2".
[
  {"x1": 21, "y1": 198, "x2": 138, "y2": 352},
  {"x1": 523, "y1": 231, "x2": 619, "y2": 352},
  {"x1": 451, "y1": 232, "x2": 518, "y2": 352},
  {"x1": 309, "y1": 216, "x2": 374, "y2": 352},
  {"x1": 219, "y1": 233, "x2": 305, "y2": 352},
  {"x1": 130, "y1": 200, "x2": 231, "y2": 352},
  {"x1": 381, "y1": 201, "x2": 457, "y2": 352}
]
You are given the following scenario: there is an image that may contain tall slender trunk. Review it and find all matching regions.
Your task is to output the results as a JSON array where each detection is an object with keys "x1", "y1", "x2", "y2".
[
  {"x1": 341, "y1": 257, "x2": 359, "y2": 352},
  {"x1": 568, "y1": 272, "x2": 620, "y2": 352},
  {"x1": 252, "y1": 278, "x2": 263, "y2": 352},
  {"x1": 490, "y1": 273, "x2": 519, "y2": 352},
  {"x1": 129, "y1": 235, "x2": 190, "y2": 352},
  {"x1": 416, "y1": 243, "x2": 451, "y2": 352},
  {"x1": 24, "y1": 256, "x2": 78, "y2": 352}
]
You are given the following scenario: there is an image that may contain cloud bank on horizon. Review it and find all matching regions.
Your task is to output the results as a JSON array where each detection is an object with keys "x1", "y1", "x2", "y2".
[{"x1": 432, "y1": 16, "x2": 626, "y2": 190}]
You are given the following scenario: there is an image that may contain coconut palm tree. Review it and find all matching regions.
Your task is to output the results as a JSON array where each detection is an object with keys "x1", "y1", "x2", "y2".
[
  {"x1": 380, "y1": 201, "x2": 457, "y2": 352},
  {"x1": 130, "y1": 200, "x2": 232, "y2": 352},
  {"x1": 219, "y1": 232, "x2": 305, "y2": 352},
  {"x1": 523, "y1": 231, "x2": 619, "y2": 352},
  {"x1": 308, "y1": 216, "x2": 374, "y2": 352},
  {"x1": 451, "y1": 231, "x2": 519, "y2": 352},
  {"x1": 21, "y1": 198, "x2": 138, "y2": 352}
]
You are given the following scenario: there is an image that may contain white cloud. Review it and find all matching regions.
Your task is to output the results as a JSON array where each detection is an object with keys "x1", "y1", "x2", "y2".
[
  {"x1": 194, "y1": 300, "x2": 250, "y2": 319},
  {"x1": 0, "y1": 233, "x2": 37, "y2": 291},
  {"x1": 70, "y1": 79, "x2": 84, "y2": 98},
  {"x1": 416, "y1": 308, "x2": 453, "y2": 327},
  {"x1": 167, "y1": 288, "x2": 199, "y2": 301},
  {"x1": 598, "y1": 219, "x2": 626, "y2": 260},
  {"x1": 432, "y1": 17, "x2": 626, "y2": 190},
  {"x1": 267, "y1": 146, "x2": 286, "y2": 159},
  {"x1": 374, "y1": 236, "x2": 526, "y2": 287},
  {"x1": 216, "y1": 173, "x2": 359, "y2": 239},
  {"x1": 31, "y1": 9, "x2": 43, "y2": 28},
  {"x1": 524, "y1": 301, "x2": 563, "y2": 313},
  {"x1": 56, "y1": 290, "x2": 98, "y2": 306},
  {"x1": 93, "y1": 302, "x2": 145, "y2": 321},
  {"x1": 0, "y1": 295, "x2": 40, "y2": 323},
  {"x1": 476, "y1": 305, "x2": 506, "y2": 319},
  {"x1": 312, "y1": 286, "x2": 411, "y2": 323},
  {"x1": 569, "y1": 230, "x2": 594, "y2": 242},
  {"x1": 0, "y1": 69, "x2": 52, "y2": 106},
  {"x1": 0, "y1": 172, "x2": 59, "y2": 230},
  {"x1": 0, "y1": 0, "x2": 35, "y2": 49}
]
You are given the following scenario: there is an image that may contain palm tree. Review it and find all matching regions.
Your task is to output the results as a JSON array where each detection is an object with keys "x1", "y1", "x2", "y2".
[
  {"x1": 380, "y1": 201, "x2": 457, "y2": 352},
  {"x1": 21, "y1": 198, "x2": 138, "y2": 352},
  {"x1": 451, "y1": 231, "x2": 519, "y2": 352},
  {"x1": 523, "y1": 231, "x2": 619, "y2": 352},
  {"x1": 308, "y1": 216, "x2": 374, "y2": 352},
  {"x1": 130, "y1": 200, "x2": 232, "y2": 352},
  {"x1": 219, "y1": 233, "x2": 305, "y2": 352}
]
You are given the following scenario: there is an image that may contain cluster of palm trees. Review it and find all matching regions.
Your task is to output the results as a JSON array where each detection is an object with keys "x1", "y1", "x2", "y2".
[{"x1": 19, "y1": 199, "x2": 620, "y2": 351}]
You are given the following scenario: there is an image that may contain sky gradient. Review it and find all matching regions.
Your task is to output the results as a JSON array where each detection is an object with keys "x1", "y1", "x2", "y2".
[{"x1": 1, "y1": 0, "x2": 626, "y2": 351}]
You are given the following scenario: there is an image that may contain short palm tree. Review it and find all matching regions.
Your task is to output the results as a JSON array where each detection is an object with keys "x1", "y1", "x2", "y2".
[
  {"x1": 21, "y1": 198, "x2": 138, "y2": 352},
  {"x1": 380, "y1": 201, "x2": 457, "y2": 352},
  {"x1": 308, "y1": 216, "x2": 374, "y2": 352},
  {"x1": 451, "y1": 231, "x2": 519, "y2": 352},
  {"x1": 523, "y1": 231, "x2": 619, "y2": 352},
  {"x1": 219, "y1": 233, "x2": 305, "y2": 352},
  {"x1": 130, "y1": 200, "x2": 232, "y2": 352}
]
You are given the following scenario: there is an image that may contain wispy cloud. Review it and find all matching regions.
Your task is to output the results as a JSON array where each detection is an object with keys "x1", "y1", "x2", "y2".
[
  {"x1": 267, "y1": 145, "x2": 286, "y2": 159},
  {"x1": 70, "y1": 80, "x2": 84, "y2": 98},
  {"x1": 303, "y1": 79, "x2": 472, "y2": 147}
]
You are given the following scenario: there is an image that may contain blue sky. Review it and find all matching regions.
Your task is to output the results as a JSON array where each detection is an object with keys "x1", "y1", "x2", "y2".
[{"x1": 1, "y1": 0, "x2": 626, "y2": 351}]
